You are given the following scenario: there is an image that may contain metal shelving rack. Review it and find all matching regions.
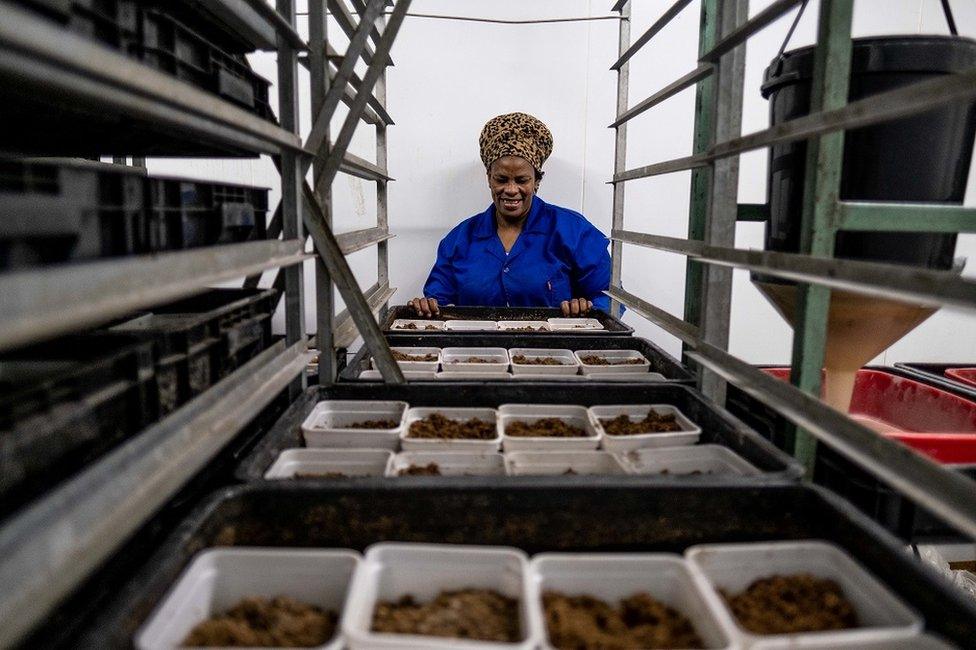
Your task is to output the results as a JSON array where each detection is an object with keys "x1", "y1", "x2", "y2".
[
  {"x1": 607, "y1": 0, "x2": 976, "y2": 539},
  {"x1": 0, "y1": 1, "x2": 407, "y2": 644}
]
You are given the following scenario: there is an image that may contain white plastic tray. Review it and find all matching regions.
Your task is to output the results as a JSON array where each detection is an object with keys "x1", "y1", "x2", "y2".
[
  {"x1": 441, "y1": 347, "x2": 510, "y2": 373},
  {"x1": 498, "y1": 404, "x2": 600, "y2": 451},
  {"x1": 586, "y1": 371, "x2": 669, "y2": 382},
  {"x1": 402, "y1": 407, "x2": 501, "y2": 452},
  {"x1": 505, "y1": 451, "x2": 630, "y2": 476},
  {"x1": 619, "y1": 445, "x2": 760, "y2": 477},
  {"x1": 371, "y1": 347, "x2": 441, "y2": 373},
  {"x1": 685, "y1": 540, "x2": 923, "y2": 648},
  {"x1": 763, "y1": 634, "x2": 951, "y2": 649},
  {"x1": 575, "y1": 349, "x2": 650, "y2": 375},
  {"x1": 547, "y1": 317, "x2": 605, "y2": 331},
  {"x1": 444, "y1": 319, "x2": 499, "y2": 331},
  {"x1": 264, "y1": 449, "x2": 395, "y2": 479},
  {"x1": 390, "y1": 319, "x2": 445, "y2": 331},
  {"x1": 302, "y1": 400, "x2": 408, "y2": 450},
  {"x1": 342, "y1": 543, "x2": 539, "y2": 649},
  {"x1": 589, "y1": 404, "x2": 701, "y2": 452},
  {"x1": 136, "y1": 547, "x2": 360, "y2": 650},
  {"x1": 435, "y1": 371, "x2": 514, "y2": 380},
  {"x1": 508, "y1": 348, "x2": 580, "y2": 376},
  {"x1": 528, "y1": 553, "x2": 734, "y2": 650},
  {"x1": 389, "y1": 451, "x2": 507, "y2": 476},
  {"x1": 497, "y1": 321, "x2": 552, "y2": 332},
  {"x1": 358, "y1": 369, "x2": 438, "y2": 381}
]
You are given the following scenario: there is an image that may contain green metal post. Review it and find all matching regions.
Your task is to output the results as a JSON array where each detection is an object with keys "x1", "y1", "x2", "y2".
[{"x1": 788, "y1": 0, "x2": 853, "y2": 472}]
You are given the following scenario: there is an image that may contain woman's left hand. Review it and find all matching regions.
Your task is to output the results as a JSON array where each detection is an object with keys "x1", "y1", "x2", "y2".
[{"x1": 561, "y1": 298, "x2": 593, "y2": 316}]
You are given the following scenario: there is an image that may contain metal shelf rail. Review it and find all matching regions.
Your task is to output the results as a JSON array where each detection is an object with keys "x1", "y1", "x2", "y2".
[{"x1": 607, "y1": 0, "x2": 976, "y2": 539}]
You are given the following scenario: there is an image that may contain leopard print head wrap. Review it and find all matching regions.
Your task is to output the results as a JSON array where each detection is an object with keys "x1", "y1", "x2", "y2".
[{"x1": 479, "y1": 112, "x2": 553, "y2": 173}]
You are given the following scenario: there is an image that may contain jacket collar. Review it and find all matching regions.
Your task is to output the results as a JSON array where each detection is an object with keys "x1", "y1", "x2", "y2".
[{"x1": 472, "y1": 195, "x2": 548, "y2": 240}]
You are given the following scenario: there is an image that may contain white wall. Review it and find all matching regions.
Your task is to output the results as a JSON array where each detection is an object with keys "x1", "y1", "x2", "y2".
[{"x1": 146, "y1": 0, "x2": 976, "y2": 364}]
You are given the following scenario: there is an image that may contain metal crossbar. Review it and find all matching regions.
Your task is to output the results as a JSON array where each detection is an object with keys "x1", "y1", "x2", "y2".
[{"x1": 611, "y1": 0, "x2": 693, "y2": 70}]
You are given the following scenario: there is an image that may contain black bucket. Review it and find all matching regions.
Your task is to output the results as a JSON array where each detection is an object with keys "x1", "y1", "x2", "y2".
[{"x1": 761, "y1": 35, "x2": 976, "y2": 270}]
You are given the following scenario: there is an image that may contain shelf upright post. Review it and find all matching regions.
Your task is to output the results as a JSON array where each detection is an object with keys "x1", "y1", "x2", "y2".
[
  {"x1": 609, "y1": 1, "x2": 631, "y2": 318},
  {"x1": 309, "y1": 0, "x2": 337, "y2": 384},
  {"x1": 788, "y1": 0, "x2": 853, "y2": 472},
  {"x1": 277, "y1": 0, "x2": 308, "y2": 366},
  {"x1": 375, "y1": 11, "x2": 391, "y2": 324}
]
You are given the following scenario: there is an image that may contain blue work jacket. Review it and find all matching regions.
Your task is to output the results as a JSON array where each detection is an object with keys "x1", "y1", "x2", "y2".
[{"x1": 422, "y1": 196, "x2": 613, "y2": 311}]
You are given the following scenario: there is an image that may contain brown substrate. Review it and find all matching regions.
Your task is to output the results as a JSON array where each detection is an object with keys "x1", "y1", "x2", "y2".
[
  {"x1": 398, "y1": 462, "x2": 442, "y2": 476},
  {"x1": 345, "y1": 419, "x2": 398, "y2": 430},
  {"x1": 398, "y1": 323, "x2": 440, "y2": 331},
  {"x1": 450, "y1": 357, "x2": 502, "y2": 364},
  {"x1": 543, "y1": 591, "x2": 703, "y2": 650},
  {"x1": 508, "y1": 326, "x2": 547, "y2": 332},
  {"x1": 183, "y1": 596, "x2": 337, "y2": 647},
  {"x1": 579, "y1": 355, "x2": 644, "y2": 366},
  {"x1": 371, "y1": 590, "x2": 520, "y2": 642},
  {"x1": 407, "y1": 413, "x2": 496, "y2": 439},
  {"x1": 600, "y1": 411, "x2": 681, "y2": 435},
  {"x1": 512, "y1": 355, "x2": 567, "y2": 366},
  {"x1": 294, "y1": 472, "x2": 348, "y2": 479},
  {"x1": 720, "y1": 573, "x2": 858, "y2": 635},
  {"x1": 392, "y1": 350, "x2": 438, "y2": 362},
  {"x1": 506, "y1": 418, "x2": 587, "y2": 438}
]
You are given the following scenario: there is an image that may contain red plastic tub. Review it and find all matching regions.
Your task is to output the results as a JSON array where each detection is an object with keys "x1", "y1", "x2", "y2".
[
  {"x1": 763, "y1": 367, "x2": 976, "y2": 463},
  {"x1": 945, "y1": 367, "x2": 976, "y2": 389}
]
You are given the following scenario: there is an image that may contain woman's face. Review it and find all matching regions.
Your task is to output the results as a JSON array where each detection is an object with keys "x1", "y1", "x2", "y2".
[{"x1": 488, "y1": 155, "x2": 539, "y2": 222}]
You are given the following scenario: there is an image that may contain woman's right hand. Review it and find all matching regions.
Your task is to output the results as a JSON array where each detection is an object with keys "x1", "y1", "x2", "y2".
[{"x1": 409, "y1": 297, "x2": 440, "y2": 317}]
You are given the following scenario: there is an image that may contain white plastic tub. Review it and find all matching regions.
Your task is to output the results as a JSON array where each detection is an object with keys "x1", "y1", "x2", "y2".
[
  {"x1": 575, "y1": 349, "x2": 650, "y2": 375},
  {"x1": 342, "y1": 543, "x2": 540, "y2": 649},
  {"x1": 441, "y1": 347, "x2": 510, "y2": 373},
  {"x1": 302, "y1": 400, "x2": 408, "y2": 450},
  {"x1": 685, "y1": 540, "x2": 923, "y2": 648},
  {"x1": 358, "y1": 369, "x2": 438, "y2": 381},
  {"x1": 497, "y1": 321, "x2": 552, "y2": 332},
  {"x1": 402, "y1": 407, "x2": 501, "y2": 451},
  {"x1": 389, "y1": 451, "x2": 507, "y2": 476},
  {"x1": 505, "y1": 451, "x2": 630, "y2": 476},
  {"x1": 619, "y1": 445, "x2": 760, "y2": 477},
  {"x1": 528, "y1": 554, "x2": 734, "y2": 650},
  {"x1": 136, "y1": 547, "x2": 360, "y2": 650},
  {"x1": 435, "y1": 371, "x2": 514, "y2": 380},
  {"x1": 589, "y1": 404, "x2": 701, "y2": 452},
  {"x1": 498, "y1": 404, "x2": 600, "y2": 451},
  {"x1": 390, "y1": 319, "x2": 445, "y2": 331},
  {"x1": 264, "y1": 449, "x2": 395, "y2": 479},
  {"x1": 444, "y1": 319, "x2": 498, "y2": 331},
  {"x1": 508, "y1": 349, "x2": 580, "y2": 376},
  {"x1": 547, "y1": 317, "x2": 604, "y2": 331},
  {"x1": 587, "y1": 371, "x2": 668, "y2": 382},
  {"x1": 371, "y1": 347, "x2": 441, "y2": 373}
]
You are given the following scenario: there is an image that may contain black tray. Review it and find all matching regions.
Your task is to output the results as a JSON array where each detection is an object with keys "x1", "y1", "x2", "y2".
[
  {"x1": 71, "y1": 482, "x2": 976, "y2": 648},
  {"x1": 234, "y1": 383, "x2": 802, "y2": 482},
  {"x1": 383, "y1": 305, "x2": 634, "y2": 336},
  {"x1": 895, "y1": 362, "x2": 976, "y2": 402},
  {"x1": 340, "y1": 334, "x2": 693, "y2": 383}
]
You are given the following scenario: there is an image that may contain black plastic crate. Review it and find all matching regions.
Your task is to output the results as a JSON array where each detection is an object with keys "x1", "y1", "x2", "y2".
[
  {"x1": 144, "y1": 177, "x2": 269, "y2": 251},
  {"x1": 66, "y1": 482, "x2": 976, "y2": 647},
  {"x1": 0, "y1": 159, "x2": 145, "y2": 270},
  {"x1": 383, "y1": 305, "x2": 634, "y2": 336},
  {"x1": 0, "y1": 332, "x2": 157, "y2": 519},
  {"x1": 895, "y1": 362, "x2": 976, "y2": 401},
  {"x1": 341, "y1": 334, "x2": 694, "y2": 383},
  {"x1": 235, "y1": 383, "x2": 802, "y2": 482}
]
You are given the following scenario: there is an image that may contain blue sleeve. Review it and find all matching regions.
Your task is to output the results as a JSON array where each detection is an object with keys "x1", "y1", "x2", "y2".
[
  {"x1": 422, "y1": 233, "x2": 458, "y2": 305},
  {"x1": 572, "y1": 224, "x2": 613, "y2": 313}
]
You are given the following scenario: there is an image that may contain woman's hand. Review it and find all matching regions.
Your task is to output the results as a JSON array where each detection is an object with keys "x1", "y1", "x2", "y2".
[
  {"x1": 561, "y1": 298, "x2": 593, "y2": 316},
  {"x1": 409, "y1": 297, "x2": 440, "y2": 317}
]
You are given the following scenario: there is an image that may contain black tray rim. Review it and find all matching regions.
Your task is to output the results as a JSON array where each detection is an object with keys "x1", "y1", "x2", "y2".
[{"x1": 382, "y1": 304, "x2": 635, "y2": 336}]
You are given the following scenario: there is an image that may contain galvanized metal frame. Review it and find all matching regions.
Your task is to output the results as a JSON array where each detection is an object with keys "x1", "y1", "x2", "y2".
[{"x1": 608, "y1": 0, "x2": 976, "y2": 537}]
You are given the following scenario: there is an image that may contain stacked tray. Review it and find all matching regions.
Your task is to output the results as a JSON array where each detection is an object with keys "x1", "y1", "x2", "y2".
[
  {"x1": 382, "y1": 305, "x2": 633, "y2": 336},
  {"x1": 70, "y1": 483, "x2": 976, "y2": 648}
]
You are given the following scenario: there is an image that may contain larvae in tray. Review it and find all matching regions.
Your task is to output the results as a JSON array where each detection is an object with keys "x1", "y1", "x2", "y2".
[
  {"x1": 511, "y1": 354, "x2": 569, "y2": 366},
  {"x1": 397, "y1": 462, "x2": 442, "y2": 476},
  {"x1": 720, "y1": 573, "x2": 858, "y2": 635},
  {"x1": 407, "y1": 413, "x2": 496, "y2": 439},
  {"x1": 543, "y1": 591, "x2": 703, "y2": 650},
  {"x1": 344, "y1": 419, "x2": 400, "y2": 430},
  {"x1": 451, "y1": 356, "x2": 503, "y2": 364},
  {"x1": 183, "y1": 595, "x2": 337, "y2": 647},
  {"x1": 372, "y1": 589, "x2": 520, "y2": 642},
  {"x1": 600, "y1": 410, "x2": 681, "y2": 435},
  {"x1": 505, "y1": 417, "x2": 588, "y2": 438},
  {"x1": 391, "y1": 350, "x2": 438, "y2": 362},
  {"x1": 578, "y1": 354, "x2": 645, "y2": 366}
]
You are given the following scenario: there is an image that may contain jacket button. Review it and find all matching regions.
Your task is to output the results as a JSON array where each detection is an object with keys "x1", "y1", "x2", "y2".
[{"x1": 503, "y1": 267, "x2": 509, "y2": 273}]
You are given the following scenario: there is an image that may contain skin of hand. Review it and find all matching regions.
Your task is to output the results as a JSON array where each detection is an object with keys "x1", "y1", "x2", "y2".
[
  {"x1": 561, "y1": 298, "x2": 593, "y2": 316},
  {"x1": 409, "y1": 297, "x2": 439, "y2": 317}
]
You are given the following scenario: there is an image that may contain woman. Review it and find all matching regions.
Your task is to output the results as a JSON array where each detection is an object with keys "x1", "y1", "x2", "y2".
[{"x1": 410, "y1": 112, "x2": 613, "y2": 317}]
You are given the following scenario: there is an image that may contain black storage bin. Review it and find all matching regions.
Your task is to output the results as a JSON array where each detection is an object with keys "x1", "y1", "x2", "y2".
[
  {"x1": 344, "y1": 334, "x2": 694, "y2": 383},
  {"x1": 66, "y1": 483, "x2": 976, "y2": 647},
  {"x1": 382, "y1": 305, "x2": 634, "y2": 336},
  {"x1": 761, "y1": 36, "x2": 976, "y2": 274},
  {"x1": 144, "y1": 177, "x2": 269, "y2": 251},
  {"x1": 0, "y1": 159, "x2": 145, "y2": 270},
  {"x1": 235, "y1": 384, "x2": 802, "y2": 482},
  {"x1": 895, "y1": 362, "x2": 976, "y2": 402},
  {"x1": 0, "y1": 332, "x2": 157, "y2": 518}
]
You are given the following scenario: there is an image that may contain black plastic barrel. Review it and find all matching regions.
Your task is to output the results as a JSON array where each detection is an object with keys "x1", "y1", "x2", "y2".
[{"x1": 762, "y1": 35, "x2": 976, "y2": 269}]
